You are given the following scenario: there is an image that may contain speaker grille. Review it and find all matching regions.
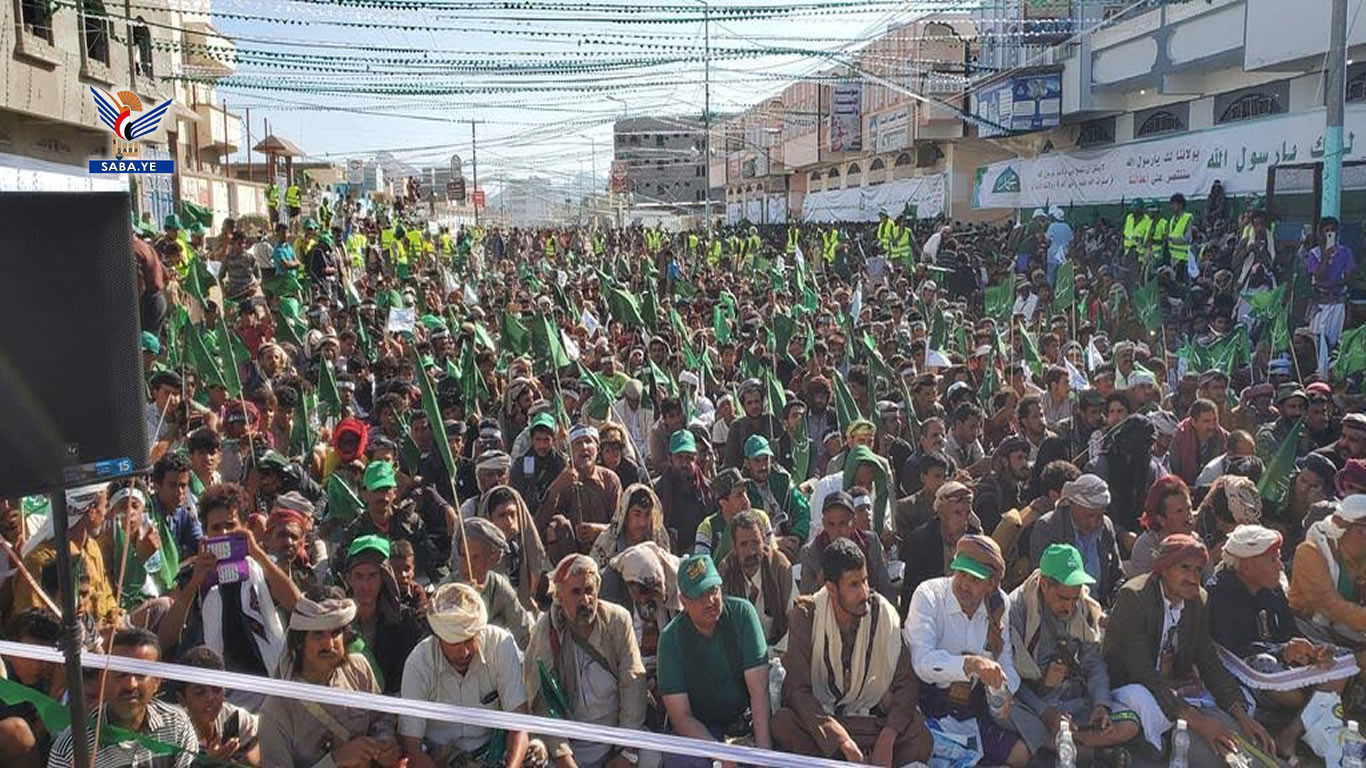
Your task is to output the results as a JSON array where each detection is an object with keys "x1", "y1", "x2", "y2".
[{"x1": 0, "y1": 192, "x2": 149, "y2": 497}]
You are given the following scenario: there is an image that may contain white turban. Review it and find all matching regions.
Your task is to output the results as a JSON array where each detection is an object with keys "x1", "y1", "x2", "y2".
[
  {"x1": 1059, "y1": 474, "x2": 1112, "y2": 509},
  {"x1": 289, "y1": 597, "x2": 357, "y2": 631},
  {"x1": 1223, "y1": 524, "x2": 1282, "y2": 562},
  {"x1": 609, "y1": 541, "x2": 681, "y2": 611},
  {"x1": 427, "y1": 582, "x2": 487, "y2": 643}
]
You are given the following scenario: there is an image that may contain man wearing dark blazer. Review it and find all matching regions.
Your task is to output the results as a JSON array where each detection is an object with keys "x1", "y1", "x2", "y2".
[
  {"x1": 1102, "y1": 534, "x2": 1274, "y2": 762},
  {"x1": 1026, "y1": 474, "x2": 1125, "y2": 605}
]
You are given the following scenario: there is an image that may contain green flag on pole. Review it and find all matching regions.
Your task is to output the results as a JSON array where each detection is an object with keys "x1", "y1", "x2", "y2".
[
  {"x1": 1335, "y1": 325, "x2": 1366, "y2": 377},
  {"x1": 833, "y1": 373, "x2": 862, "y2": 434},
  {"x1": 1257, "y1": 419, "x2": 1304, "y2": 506},
  {"x1": 319, "y1": 358, "x2": 342, "y2": 419},
  {"x1": 1052, "y1": 260, "x2": 1075, "y2": 313}
]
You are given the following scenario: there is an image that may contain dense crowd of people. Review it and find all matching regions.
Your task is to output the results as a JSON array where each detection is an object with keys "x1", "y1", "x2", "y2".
[{"x1": 0, "y1": 187, "x2": 1364, "y2": 768}]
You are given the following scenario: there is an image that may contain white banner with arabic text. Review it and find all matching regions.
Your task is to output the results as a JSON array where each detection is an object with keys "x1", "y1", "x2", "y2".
[
  {"x1": 972, "y1": 105, "x2": 1366, "y2": 209},
  {"x1": 802, "y1": 173, "x2": 946, "y2": 222}
]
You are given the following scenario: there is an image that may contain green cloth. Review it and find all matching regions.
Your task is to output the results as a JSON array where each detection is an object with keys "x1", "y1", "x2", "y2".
[{"x1": 656, "y1": 597, "x2": 767, "y2": 726}]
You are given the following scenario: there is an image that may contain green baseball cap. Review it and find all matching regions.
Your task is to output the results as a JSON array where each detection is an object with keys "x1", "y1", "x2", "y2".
[
  {"x1": 669, "y1": 429, "x2": 697, "y2": 455},
  {"x1": 529, "y1": 412, "x2": 556, "y2": 434},
  {"x1": 363, "y1": 460, "x2": 397, "y2": 491},
  {"x1": 744, "y1": 434, "x2": 774, "y2": 460},
  {"x1": 163, "y1": 213, "x2": 183, "y2": 230},
  {"x1": 1039, "y1": 543, "x2": 1096, "y2": 587},
  {"x1": 347, "y1": 534, "x2": 392, "y2": 562},
  {"x1": 678, "y1": 554, "x2": 722, "y2": 599},
  {"x1": 141, "y1": 331, "x2": 161, "y2": 355},
  {"x1": 257, "y1": 450, "x2": 289, "y2": 471},
  {"x1": 949, "y1": 553, "x2": 992, "y2": 581}
]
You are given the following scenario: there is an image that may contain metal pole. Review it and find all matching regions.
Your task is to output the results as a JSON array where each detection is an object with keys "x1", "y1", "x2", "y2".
[
  {"x1": 50, "y1": 490, "x2": 91, "y2": 768},
  {"x1": 245, "y1": 107, "x2": 252, "y2": 183},
  {"x1": 1322, "y1": 0, "x2": 1348, "y2": 220},
  {"x1": 702, "y1": 0, "x2": 711, "y2": 235},
  {"x1": 470, "y1": 121, "x2": 480, "y2": 227}
]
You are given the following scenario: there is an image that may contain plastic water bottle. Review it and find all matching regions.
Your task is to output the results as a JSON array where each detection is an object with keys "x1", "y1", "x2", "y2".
[
  {"x1": 1056, "y1": 720, "x2": 1076, "y2": 768},
  {"x1": 1170, "y1": 718, "x2": 1190, "y2": 768},
  {"x1": 986, "y1": 684, "x2": 1007, "y2": 720},
  {"x1": 1345, "y1": 720, "x2": 1366, "y2": 768}
]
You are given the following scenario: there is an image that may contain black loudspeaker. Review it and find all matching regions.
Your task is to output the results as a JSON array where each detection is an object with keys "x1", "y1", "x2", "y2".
[{"x1": 0, "y1": 192, "x2": 148, "y2": 497}]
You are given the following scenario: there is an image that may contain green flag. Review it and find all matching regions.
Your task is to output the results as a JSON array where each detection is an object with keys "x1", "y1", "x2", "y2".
[
  {"x1": 1134, "y1": 279, "x2": 1162, "y2": 334},
  {"x1": 319, "y1": 358, "x2": 342, "y2": 419},
  {"x1": 185, "y1": 323, "x2": 227, "y2": 389},
  {"x1": 459, "y1": 342, "x2": 488, "y2": 417},
  {"x1": 1335, "y1": 325, "x2": 1366, "y2": 377},
  {"x1": 1244, "y1": 285, "x2": 1287, "y2": 322},
  {"x1": 984, "y1": 273, "x2": 1016, "y2": 324},
  {"x1": 1018, "y1": 323, "x2": 1043, "y2": 377},
  {"x1": 416, "y1": 355, "x2": 456, "y2": 480},
  {"x1": 641, "y1": 282, "x2": 660, "y2": 333},
  {"x1": 1052, "y1": 260, "x2": 1075, "y2": 313},
  {"x1": 324, "y1": 473, "x2": 364, "y2": 524},
  {"x1": 765, "y1": 368, "x2": 786, "y2": 415},
  {"x1": 713, "y1": 305, "x2": 732, "y2": 344},
  {"x1": 602, "y1": 280, "x2": 646, "y2": 329},
  {"x1": 791, "y1": 409, "x2": 811, "y2": 481},
  {"x1": 502, "y1": 310, "x2": 530, "y2": 357},
  {"x1": 290, "y1": 388, "x2": 317, "y2": 459},
  {"x1": 929, "y1": 309, "x2": 948, "y2": 352},
  {"x1": 1257, "y1": 419, "x2": 1304, "y2": 506},
  {"x1": 833, "y1": 372, "x2": 862, "y2": 434},
  {"x1": 530, "y1": 314, "x2": 571, "y2": 371},
  {"x1": 180, "y1": 200, "x2": 214, "y2": 228}
]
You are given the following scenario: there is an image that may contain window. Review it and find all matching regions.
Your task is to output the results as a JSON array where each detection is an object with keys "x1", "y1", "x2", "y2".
[
  {"x1": 629, "y1": 135, "x2": 640, "y2": 146},
  {"x1": 894, "y1": 152, "x2": 912, "y2": 167},
  {"x1": 133, "y1": 18, "x2": 154, "y2": 78},
  {"x1": 1076, "y1": 118, "x2": 1115, "y2": 148},
  {"x1": 868, "y1": 157, "x2": 886, "y2": 186},
  {"x1": 826, "y1": 167, "x2": 840, "y2": 179},
  {"x1": 81, "y1": 0, "x2": 111, "y2": 65},
  {"x1": 1348, "y1": 70, "x2": 1366, "y2": 103},
  {"x1": 846, "y1": 162, "x2": 862, "y2": 188},
  {"x1": 1136, "y1": 110, "x2": 1184, "y2": 138},
  {"x1": 655, "y1": 135, "x2": 665, "y2": 147},
  {"x1": 21, "y1": 0, "x2": 54, "y2": 42},
  {"x1": 1218, "y1": 92, "x2": 1283, "y2": 123}
]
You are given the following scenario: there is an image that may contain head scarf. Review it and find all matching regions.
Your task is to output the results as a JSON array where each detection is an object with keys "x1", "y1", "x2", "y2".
[
  {"x1": 289, "y1": 597, "x2": 357, "y2": 631},
  {"x1": 463, "y1": 516, "x2": 509, "y2": 555},
  {"x1": 427, "y1": 582, "x2": 488, "y2": 643},
  {"x1": 1151, "y1": 533, "x2": 1208, "y2": 574},
  {"x1": 1220, "y1": 476, "x2": 1263, "y2": 524},
  {"x1": 841, "y1": 445, "x2": 891, "y2": 533},
  {"x1": 267, "y1": 507, "x2": 312, "y2": 565},
  {"x1": 591, "y1": 483, "x2": 668, "y2": 566},
  {"x1": 954, "y1": 534, "x2": 1005, "y2": 582},
  {"x1": 1338, "y1": 459, "x2": 1366, "y2": 496},
  {"x1": 550, "y1": 553, "x2": 600, "y2": 599},
  {"x1": 1222, "y1": 524, "x2": 1282, "y2": 565},
  {"x1": 466, "y1": 485, "x2": 548, "y2": 612},
  {"x1": 609, "y1": 540, "x2": 682, "y2": 611},
  {"x1": 333, "y1": 417, "x2": 369, "y2": 462},
  {"x1": 21, "y1": 483, "x2": 106, "y2": 558},
  {"x1": 1059, "y1": 474, "x2": 1112, "y2": 509}
]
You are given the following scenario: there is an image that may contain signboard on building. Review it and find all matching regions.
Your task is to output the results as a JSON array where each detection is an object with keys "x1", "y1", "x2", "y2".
[
  {"x1": 346, "y1": 159, "x2": 364, "y2": 185},
  {"x1": 868, "y1": 107, "x2": 910, "y2": 154},
  {"x1": 447, "y1": 176, "x2": 465, "y2": 202},
  {"x1": 971, "y1": 103, "x2": 1366, "y2": 209},
  {"x1": 974, "y1": 72, "x2": 1063, "y2": 138},
  {"x1": 829, "y1": 82, "x2": 863, "y2": 152}
]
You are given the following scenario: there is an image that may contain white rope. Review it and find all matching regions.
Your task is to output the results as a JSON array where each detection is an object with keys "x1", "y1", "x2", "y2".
[{"x1": 0, "y1": 640, "x2": 851, "y2": 768}]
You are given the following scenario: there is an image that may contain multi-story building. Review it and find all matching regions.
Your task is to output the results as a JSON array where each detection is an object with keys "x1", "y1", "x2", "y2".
[
  {"x1": 718, "y1": 0, "x2": 1366, "y2": 226},
  {"x1": 2, "y1": 0, "x2": 266, "y2": 223},
  {"x1": 612, "y1": 116, "x2": 710, "y2": 212}
]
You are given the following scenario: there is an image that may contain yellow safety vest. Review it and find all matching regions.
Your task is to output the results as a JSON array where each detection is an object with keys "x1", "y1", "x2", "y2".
[
  {"x1": 319, "y1": 202, "x2": 333, "y2": 229},
  {"x1": 708, "y1": 240, "x2": 722, "y2": 266},
  {"x1": 1167, "y1": 211, "x2": 1193, "y2": 262},
  {"x1": 544, "y1": 236, "x2": 556, "y2": 258},
  {"x1": 285, "y1": 185, "x2": 301, "y2": 208},
  {"x1": 890, "y1": 225, "x2": 913, "y2": 262},
  {"x1": 1123, "y1": 214, "x2": 1152, "y2": 253},
  {"x1": 822, "y1": 229, "x2": 838, "y2": 262},
  {"x1": 786, "y1": 227, "x2": 799, "y2": 255},
  {"x1": 877, "y1": 218, "x2": 894, "y2": 252},
  {"x1": 688, "y1": 233, "x2": 699, "y2": 255},
  {"x1": 265, "y1": 184, "x2": 279, "y2": 207}
]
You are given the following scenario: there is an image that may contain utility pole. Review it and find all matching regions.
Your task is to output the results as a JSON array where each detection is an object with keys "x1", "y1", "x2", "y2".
[
  {"x1": 457, "y1": 119, "x2": 485, "y2": 226},
  {"x1": 702, "y1": 0, "x2": 711, "y2": 235},
  {"x1": 1322, "y1": 0, "x2": 1348, "y2": 220}
]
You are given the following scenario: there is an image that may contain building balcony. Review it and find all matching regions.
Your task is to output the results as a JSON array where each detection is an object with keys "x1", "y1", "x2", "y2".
[
  {"x1": 194, "y1": 103, "x2": 241, "y2": 153},
  {"x1": 184, "y1": 21, "x2": 236, "y2": 78}
]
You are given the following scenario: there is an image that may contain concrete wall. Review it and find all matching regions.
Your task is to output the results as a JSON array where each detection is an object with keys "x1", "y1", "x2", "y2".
[{"x1": 1245, "y1": 0, "x2": 1366, "y2": 70}]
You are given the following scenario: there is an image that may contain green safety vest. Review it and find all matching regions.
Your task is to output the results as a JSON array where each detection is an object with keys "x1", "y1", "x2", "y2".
[
  {"x1": 688, "y1": 233, "x2": 699, "y2": 254},
  {"x1": 786, "y1": 227, "x2": 799, "y2": 255},
  {"x1": 708, "y1": 240, "x2": 722, "y2": 265},
  {"x1": 1166, "y1": 211, "x2": 1193, "y2": 262},
  {"x1": 747, "y1": 234, "x2": 761, "y2": 258},
  {"x1": 594, "y1": 235, "x2": 605, "y2": 255},
  {"x1": 265, "y1": 184, "x2": 279, "y2": 207},
  {"x1": 544, "y1": 236, "x2": 556, "y2": 257},
  {"x1": 285, "y1": 185, "x2": 301, "y2": 208}
]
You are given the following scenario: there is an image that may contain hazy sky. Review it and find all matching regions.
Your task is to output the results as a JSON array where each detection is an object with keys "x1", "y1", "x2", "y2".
[{"x1": 208, "y1": 0, "x2": 976, "y2": 194}]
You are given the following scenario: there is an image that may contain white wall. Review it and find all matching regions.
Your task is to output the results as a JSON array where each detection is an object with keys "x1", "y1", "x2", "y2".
[{"x1": 1245, "y1": 0, "x2": 1366, "y2": 70}]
